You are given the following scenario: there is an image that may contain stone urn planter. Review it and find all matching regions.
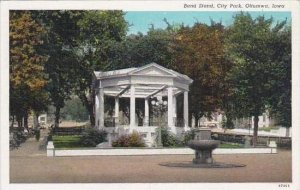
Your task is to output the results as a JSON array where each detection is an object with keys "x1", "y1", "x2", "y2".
[{"x1": 188, "y1": 128, "x2": 220, "y2": 164}]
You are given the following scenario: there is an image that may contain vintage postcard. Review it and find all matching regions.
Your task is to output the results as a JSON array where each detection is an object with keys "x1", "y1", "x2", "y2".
[{"x1": 1, "y1": 1, "x2": 299, "y2": 190}]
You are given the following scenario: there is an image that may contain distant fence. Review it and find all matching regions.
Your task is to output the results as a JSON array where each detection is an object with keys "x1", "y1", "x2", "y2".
[{"x1": 212, "y1": 131, "x2": 291, "y2": 148}]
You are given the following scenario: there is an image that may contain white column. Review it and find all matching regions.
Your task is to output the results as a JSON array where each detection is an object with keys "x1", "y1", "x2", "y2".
[
  {"x1": 130, "y1": 85, "x2": 136, "y2": 127},
  {"x1": 99, "y1": 88, "x2": 104, "y2": 128},
  {"x1": 184, "y1": 91, "x2": 189, "y2": 129},
  {"x1": 173, "y1": 96, "x2": 177, "y2": 125},
  {"x1": 114, "y1": 97, "x2": 119, "y2": 125},
  {"x1": 95, "y1": 91, "x2": 100, "y2": 128},
  {"x1": 167, "y1": 87, "x2": 174, "y2": 130},
  {"x1": 144, "y1": 98, "x2": 149, "y2": 126}
]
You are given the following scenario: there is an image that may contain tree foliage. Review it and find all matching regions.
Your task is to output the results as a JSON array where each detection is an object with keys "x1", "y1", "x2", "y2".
[
  {"x1": 9, "y1": 11, "x2": 48, "y2": 127},
  {"x1": 267, "y1": 26, "x2": 291, "y2": 128},
  {"x1": 115, "y1": 25, "x2": 177, "y2": 69},
  {"x1": 9, "y1": 11, "x2": 291, "y2": 138},
  {"x1": 73, "y1": 11, "x2": 128, "y2": 126},
  {"x1": 225, "y1": 12, "x2": 291, "y2": 145},
  {"x1": 61, "y1": 96, "x2": 89, "y2": 121},
  {"x1": 33, "y1": 11, "x2": 83, "y2": 127},
  {"x1": 172, "y1": 22, "x2": 231, "y2": 126}
]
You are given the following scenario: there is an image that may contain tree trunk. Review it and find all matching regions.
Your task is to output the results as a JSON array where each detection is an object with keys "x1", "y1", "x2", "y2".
[
  {"x1": 80, "y1": 94, "x2": 95, "y2": 126},
  {"x1": 33, "y1": 112, "x2": 39, "y2": 129},
  {"x1": 17, "y1": 120, "x2": 22, "y2": 128},
  {"x1": 24, "y1": 111, "x2": 28, "y2": 130},
  {"x1": 16, "y1": 115, "x2": 22, "y2": 128},
  {"x1": 194, "y1": 115, "x2": 199, "y2": 127},
  {"x1": 253, "y1": 115, "x2": 259, "y2": 147},
  {"x1": 88, "y1": 104, "x2": 95, "y2": 127},
  {"x1": 24, "y1": 114, "x2": 28, "y2": 130},
  {"x1": 10, "y1": 115, "x2": 15, "y2": 128},
  {"x1": 54, "y1": 107, "x2": 60, "y2": 128}
]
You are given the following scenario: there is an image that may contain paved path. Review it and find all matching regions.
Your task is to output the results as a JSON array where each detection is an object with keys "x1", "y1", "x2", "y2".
[
  {"x1": 10, "y1": 129, "x2": 48, "y2": 157},
  {"x1": 10, "y1": 141, "x2": 291, "y2": 183}
]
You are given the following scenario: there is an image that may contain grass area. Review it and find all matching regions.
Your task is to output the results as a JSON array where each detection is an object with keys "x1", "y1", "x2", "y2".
[
  {"x1": 53, "y1": 135, "x2": 83, "y2": 148},
  {"x1": 219, "y1": 142, "x2": 244, "y2": 148},
  {"x1": 258, "y1": 127, "x2": 279, "y2": 132}
]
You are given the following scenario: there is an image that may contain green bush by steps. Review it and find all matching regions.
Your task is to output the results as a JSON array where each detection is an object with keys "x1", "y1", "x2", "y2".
[
  {"x1": 160, "y1": 127, "x2": 183, "y2": 147},
  {"x1": 79, "y1": 128, "x2": 107, "y2": 147}
]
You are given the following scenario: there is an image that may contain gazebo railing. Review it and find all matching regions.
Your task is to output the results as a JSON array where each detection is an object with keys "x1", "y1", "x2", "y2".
[
  {"x1": 143, "y1": 116, "x2": 150, "y2": 126},
  {"x1": 103, "y1": 117, "x2": 185, "y2": 127},
  {"x1": 148, "y1": 116, "x2": 167, "y2": 127}
]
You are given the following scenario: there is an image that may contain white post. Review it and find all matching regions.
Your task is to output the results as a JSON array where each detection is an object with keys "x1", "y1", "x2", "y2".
[
  {"x1": 184, "y1": 91, "x2": 189, "y2": 130},
  {"x1": 144, "y1": 98, "x2": 149, "y2": 126},
  {"x1": 99, "y1": 88, "x2": 104, "y2": 128},
  {"x1": 130, "y1": 85, "x2": 136, "y2": 127},
  {"x1": 47, "y1": 141, "x2": 54, "y2": 157},
  {"x1": 114, "y1": 97, "x2": 119, "y2": 126},
  {"x1": 167, "y1": 87, "x2": 174, "y2": 132}
]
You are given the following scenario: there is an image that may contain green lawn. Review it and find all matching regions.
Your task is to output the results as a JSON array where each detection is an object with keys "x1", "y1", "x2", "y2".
[
  {"x1": 258, "y1": 127, "x2": 279, "y2": 132},
  {"x1": 53, "y1": 135, "x2": 83, "y2": 148},
  {"x1": 219, "y1": 143, "x2": 244, "y2": 148},
  {"x1": 53, "y1": 135, "x2": 245, "y2": 149}
]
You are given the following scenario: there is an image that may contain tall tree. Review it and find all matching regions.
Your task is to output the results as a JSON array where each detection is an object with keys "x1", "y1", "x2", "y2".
[
  {"x1": 33, "y1": 10, "x2": 83, "y2": 127},
  {"x1": 73, "y1": 10, "x2": 128, "y2": 126},
  {"x1": 225, "y1": 12, "x2": 291, "y2": 145},
  {"x1": 172, "y1": 22, "x2": 229, "y2": 126},
  {"x1": 10, "y1": 11, "x2": 47, "y2": 128},
  {"x1": 118, "y1": 25, "x2": 177, "y2": 68}
]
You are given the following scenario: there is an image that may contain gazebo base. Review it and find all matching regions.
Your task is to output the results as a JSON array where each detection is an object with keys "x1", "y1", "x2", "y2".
[{"x1": 104, "y1": 126, "x2": 188, "y2": 147}]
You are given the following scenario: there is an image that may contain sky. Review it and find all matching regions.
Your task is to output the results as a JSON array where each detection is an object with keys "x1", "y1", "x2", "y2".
[{"x1": 124, "y1": 11, "x2": 291, "y2": 35}]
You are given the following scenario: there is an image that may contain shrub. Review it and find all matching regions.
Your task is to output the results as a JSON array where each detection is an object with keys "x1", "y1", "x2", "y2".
[
  {"x1": 277, "y1": 139, "x2": 291, "y2": 149},
  {"x1": 13, "y1": 128, "x2": 27, "y2": 144},
  {"x1": 182, "y1": 129, "x2": 198, "y2": 145},
  {"x1": 47, "y1": 134, "x2": 53, "y2": 141},
  {"x1": 160, "y1": 128, "x2": 183, "y2": 147},
  {"x1": 79, "y1": 128, "x2": 107, "y2": 147},
  {"x1": 9, "y1": 127, "x2": 28, "y2": 149},
  {"x1": 112, "y1": 132, "x2": 145, "y2": 147}
]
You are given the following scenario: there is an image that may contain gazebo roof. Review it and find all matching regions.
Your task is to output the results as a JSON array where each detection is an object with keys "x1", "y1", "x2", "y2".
[
  {"x1": 93, "y1": 63, "x2": 193, "y2": 98},
  {"x1": 94, "y1": 63, "x2": 193, "y2": 83}
]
